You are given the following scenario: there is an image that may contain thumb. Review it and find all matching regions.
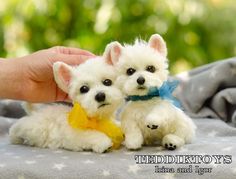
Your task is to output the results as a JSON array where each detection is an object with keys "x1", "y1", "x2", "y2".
[{"x1": 55, "y1": 53, "x2": 94, "y2": 66}]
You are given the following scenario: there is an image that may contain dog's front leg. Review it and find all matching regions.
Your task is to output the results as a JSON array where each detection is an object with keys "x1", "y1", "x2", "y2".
[
  {"x1": 162, "y1": 107, "x2": 196, "y2": 150},
  {"x1": 121, "y1": 116, "x2": 143, "y2": 150},
  {"x1": 145, "y1": 108, "x2": 185, "y2": 150},
  {"x1": 145, "y1": 101, "x2": 170, "y2": 130},
  {"x1": 63, "y1": 130, "x2": 112, "y2": 153}
]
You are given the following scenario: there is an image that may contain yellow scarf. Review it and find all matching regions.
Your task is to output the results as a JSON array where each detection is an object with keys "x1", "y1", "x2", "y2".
[{"x1": 68, "y1": 102, "x2": 124, "y2": 149}]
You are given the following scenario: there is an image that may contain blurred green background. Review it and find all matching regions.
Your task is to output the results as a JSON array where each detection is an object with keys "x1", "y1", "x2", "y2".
[{"x1": 0, "y1": 0, "x2": 236, "y2": 74}]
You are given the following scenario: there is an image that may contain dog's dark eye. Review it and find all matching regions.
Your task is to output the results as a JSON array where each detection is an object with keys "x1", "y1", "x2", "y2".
[
  {"x1": 126, "y1": 68, "x2": 136, "y2": 76},
  {"x1": 103, "y1": 79, "x2": 112, "y2": 86},
  {"x1": 146, "y1": 65, "x2": 156, "y2": 73},
  {"x1": 80, "y1": 85, "x2": 89, "y2": 94}
]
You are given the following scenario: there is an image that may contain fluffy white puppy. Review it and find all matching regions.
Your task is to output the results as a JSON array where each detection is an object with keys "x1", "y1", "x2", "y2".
[
  {"x1": 104, "y1": 34, "x2": 196, "y2": 150},
  {"x1": 9, "y1": 53, "x2": 123, "y2": 153}
]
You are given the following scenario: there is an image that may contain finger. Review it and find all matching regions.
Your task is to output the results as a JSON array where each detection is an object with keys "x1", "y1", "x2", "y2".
[
  {"x1": 61, "y1": 93, "x2": 72, "y2": 103},
  {"x1": 63, "y1": 98, "x2": 72, "y2": 103},
  {"x1": 55, "y1": 53, "x2": 92, "y2": 66},
  {"x1": 51, "y1": 46, "x2": 96, "y2": 57},
  {"x1": 66, "y1": 47, "x2": 96, "y2": 57}
]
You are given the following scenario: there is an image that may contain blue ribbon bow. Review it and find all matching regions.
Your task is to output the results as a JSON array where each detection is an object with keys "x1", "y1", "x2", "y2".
[{"x1": 126, "y1": 80, "x2": 181, "y2": 108}]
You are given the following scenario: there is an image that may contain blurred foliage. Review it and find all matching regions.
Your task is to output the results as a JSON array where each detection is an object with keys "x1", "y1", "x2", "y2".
[{"x1": 0, "y1": 0, "x2": 236, "y2": 74}]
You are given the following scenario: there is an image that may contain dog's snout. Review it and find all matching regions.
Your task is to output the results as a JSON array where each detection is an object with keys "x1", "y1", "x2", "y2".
[
  {"x1": 137, "y1": 76, "x2": 145, "y2": 85},
  {"x1": 95, "y1": 92, "x2": 106, "y2": 102}
]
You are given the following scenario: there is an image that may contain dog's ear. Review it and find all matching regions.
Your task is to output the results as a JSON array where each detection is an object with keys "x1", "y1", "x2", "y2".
[
  {"x1": 53, "y1": 62, "x2": 73, "y2": 93},
  {"x1": 103, "y1": 41, "x2": 123, "y2": 65},
  {"x1": 148, "y1": 34, "x2": 167, "y2": 57}
]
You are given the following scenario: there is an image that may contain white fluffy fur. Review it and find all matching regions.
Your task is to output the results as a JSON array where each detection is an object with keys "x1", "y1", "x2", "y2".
[
  {"x1": 107, "y1": 34, "x2": 196, "y2": 150},
  {"x1": 9, "y1": 57, "x2": 123, "y2": 153}
]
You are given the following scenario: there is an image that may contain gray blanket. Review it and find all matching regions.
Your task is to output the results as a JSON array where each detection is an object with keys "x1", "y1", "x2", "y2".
[
  {"x1": 175, "y1": 57, "x2": 236, "y2": 124},
  {"x1": 1, "y1": 116, "x2": 236, "y2": 179},
  {"x1": 1, "y1": 58, "x2": 236, "y2": 179}
]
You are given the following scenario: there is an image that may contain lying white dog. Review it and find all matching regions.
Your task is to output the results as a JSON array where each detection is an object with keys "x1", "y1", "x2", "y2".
[
  {"x1": 104, "y1": 34, "x2": 196, "y2": 150},
  {"x1": 9, "y1": 51, "x2": 123, "y2": 153}
]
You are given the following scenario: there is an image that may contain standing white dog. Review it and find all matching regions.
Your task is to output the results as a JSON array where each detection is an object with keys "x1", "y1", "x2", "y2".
[
  {"x1": 9, "y1": 50, "x2": 123, "y2": 153},
  {"x1": 104, "y1": 34, "x2": 196, "y2": 150}
]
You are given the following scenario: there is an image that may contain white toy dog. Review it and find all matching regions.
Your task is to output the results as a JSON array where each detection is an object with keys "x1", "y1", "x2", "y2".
[
  {"x1": 9, "y1": 51, "x2": 123, "y2": 153},
  {"x1": 104, "y1": 34, "x2": 196, "y2": 150}
]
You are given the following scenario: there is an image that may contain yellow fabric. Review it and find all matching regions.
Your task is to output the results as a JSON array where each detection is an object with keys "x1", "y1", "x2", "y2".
[{"x1": 68, "y1": 102, "x2": 124, "y2": 149}]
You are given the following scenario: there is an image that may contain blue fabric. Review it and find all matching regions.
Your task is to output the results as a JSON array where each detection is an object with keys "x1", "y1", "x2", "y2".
[{"x1": 126, "y1": 80, "x2": 181, "y2": 108}]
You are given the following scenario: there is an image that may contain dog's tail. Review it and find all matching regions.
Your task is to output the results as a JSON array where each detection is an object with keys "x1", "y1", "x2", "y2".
[
  {"x1": 9, "y1": 120, "x2": 25, "y2": 144},
  {"x1": 22, "y1": 102, "x2": 34, "y2": 115},
  {"x1": 22, "y1": 102, "x2": 46, "y2": 115}
]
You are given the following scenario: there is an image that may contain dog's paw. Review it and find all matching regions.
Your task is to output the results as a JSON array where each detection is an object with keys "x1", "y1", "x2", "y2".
[
  {"x1": 125, "y1": 135, "x2": 143, "y2": 150},
  {"x1": 145, "y1": 118, "x2": 160, "y2": 130},
  {"x1": 145, "y1": 120, "x2": 160, "y2": 130},
  {"x1": 164, "y1": 143, "x2": 177, "y2": 150},
  {"x1": 162, "y1": 134, "x2": 184, "y2": 151},
  {"x1": 147, "y1": 124, "x2": 159, "y2": 130},
  {"x1": 92, "y1": 137, "x2": 113, "y2": 153},
  {"x1": 145, "y1": 115, "x2": 162, "y2": 130}
]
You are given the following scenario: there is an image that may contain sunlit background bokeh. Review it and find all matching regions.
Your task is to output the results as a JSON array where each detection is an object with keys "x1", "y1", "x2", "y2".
[{"x1": 0, "y1": 0, "x2": 236, "y2": 74}]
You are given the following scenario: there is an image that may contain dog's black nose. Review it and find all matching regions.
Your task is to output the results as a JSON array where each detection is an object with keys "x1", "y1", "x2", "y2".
[
  {"x1": 137, "y1": 76, "x2": 145, "y2": 85},
  {"x1": 95, "y1": 92, "x2": 106, "y2": 102}
]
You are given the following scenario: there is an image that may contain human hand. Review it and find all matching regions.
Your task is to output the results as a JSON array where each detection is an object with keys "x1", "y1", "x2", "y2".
[{"x1": 0, "y1": 46, "x2": 95, "y2": 102}]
